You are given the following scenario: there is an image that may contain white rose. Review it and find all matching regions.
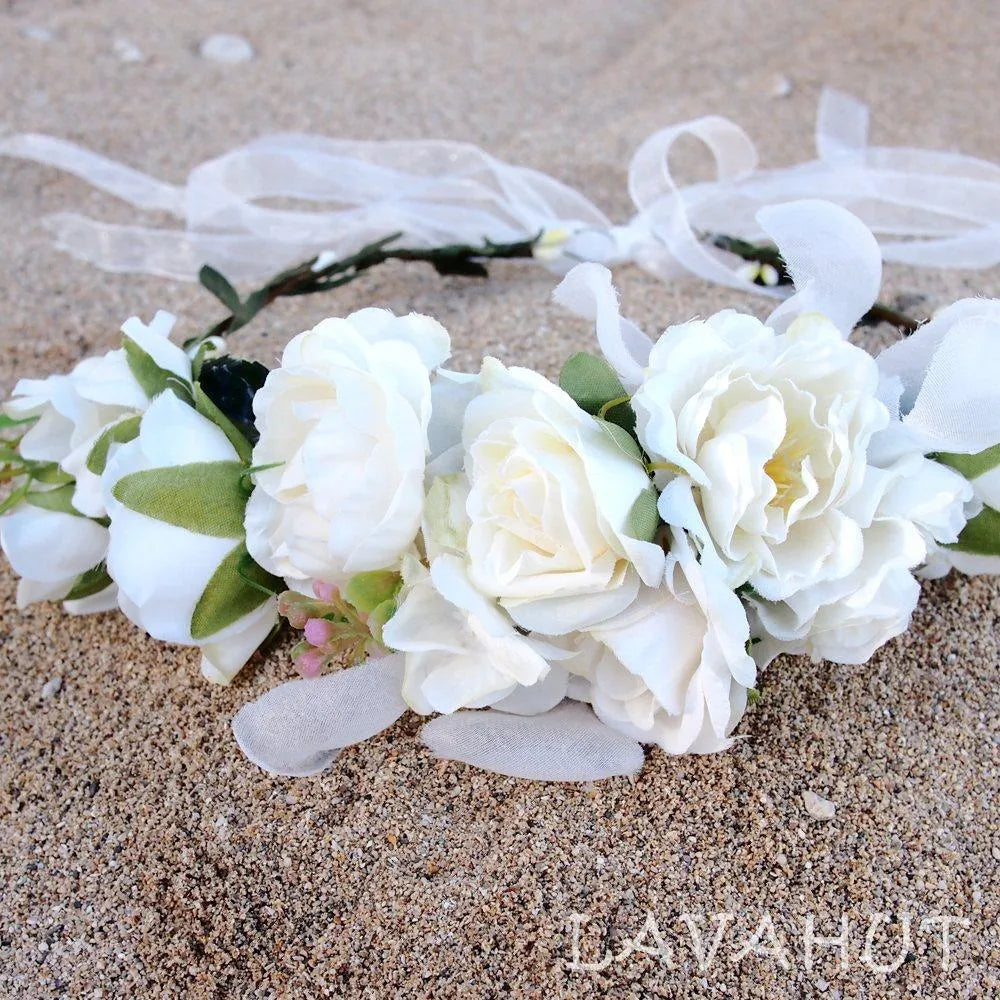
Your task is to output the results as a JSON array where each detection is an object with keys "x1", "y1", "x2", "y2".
[
  {"x1": 461, "y1": 357, "x2": 664, "y2": 634},
  {"x1": 563, "y1": 520, "x2": 756, "y2": 755},
  {"x1": 245, "y1": 309, "x2": 450, "y2": 586},
  {"x1": 382, "y1": 554, "x2": 566, "y2": 714},
  {"x1": 1, "y1": 312, "x2": 190, "y2": 612},
  {"x1": 636, "y1": 311, "x2": 888, "y2": 602},
  {"x1": 103, "y1": 392, "x2": 277, "y2": 684},
  {"x1": 6, "y1": 311, "x2": 190, "y2": 518},
  {"x1": 0, "y1": 505, "x2": 116, "y2": 614},
  {"x1": 748, "y1": 518, "x2": 924, "y2": 666}
]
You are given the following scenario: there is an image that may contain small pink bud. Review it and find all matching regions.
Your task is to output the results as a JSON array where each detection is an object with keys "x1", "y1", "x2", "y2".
[
  {"x1": 304, "y1": 617, "x2": 337, "y2": 646},
  {"x1": 313, "y1": 580, "x2": 338, "y2": 603},
  {"x1": 295, "y1": 647, "x2": 326, "y2": 679}
]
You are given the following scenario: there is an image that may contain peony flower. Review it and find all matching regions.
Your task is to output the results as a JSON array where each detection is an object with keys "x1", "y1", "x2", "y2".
[
  {"x1": 102, "y1": 392, "x2": 277, "y2": 683},
  {"x1": 382, "y1": 555, "x2": 566, "y2": 715},
  {"x1": 244, "y1": 309, "x2": 450, "y2": 587},
  {"x1": 563, "y1": 510, "x2": 756, "y2": 755},
  {"x1": 636, "y1": 311, "x2": 889, "y2": 602},
  {"x1": 461, "y1": 357, "x2": 664, "y2": 634}
]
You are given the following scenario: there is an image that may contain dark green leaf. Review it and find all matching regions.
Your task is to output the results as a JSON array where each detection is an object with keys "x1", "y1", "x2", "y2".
[
  {"x1": 625, "y1": 486, "x2": 660, "y2": 542},
  {"x1": 193, "y1": 384, "x2": 253, "y2": 465},
  {"x1": 432, "y1": 257, "x2": 489, "y2": 278},
  {"x1": 344, "y1": 570, "x2": 402, "y2": 614},
  {"x1": 947, "y1": 504, "x2": 1000, "y2": 556},
  {"x1": 196, "y1": 356, "x2": 269, "y2": 446},
  {"x1": 191, "y1": 543, "x2": 272, "y2": 640},
  {"x1": 198, "y1": 264, "x2": 243, "y2": 312},
  {"x1": 85, "y1": 415, "x2": 142, "y2": 475},
  {"x1": 236, "y1": 549, "x2": 284, "y2": 597},
  {"x1": 25, "y1": 483, "x2": 83, "y2": 517},
  {"x1": 123, "y1": 336, "x2": 193, "y2": 403},
  {"x1": 936, "y1": 443, "x2": 1000, "y2": 481},
  {"x1": 112, "y1": 460, "x2": 248, "y2": 537},
  {"x1": 65, "y1": 562, "x2": 114, "y2": 601}
]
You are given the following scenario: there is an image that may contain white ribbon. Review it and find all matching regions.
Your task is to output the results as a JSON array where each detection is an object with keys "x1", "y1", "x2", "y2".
[{"x1": 3, "y1": 89, "x2": 999, "y2": 287}]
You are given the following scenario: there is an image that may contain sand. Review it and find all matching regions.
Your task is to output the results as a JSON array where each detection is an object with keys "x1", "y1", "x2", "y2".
[{"x1": 1, "y1": 1, "x2": 999, "y2": 996}]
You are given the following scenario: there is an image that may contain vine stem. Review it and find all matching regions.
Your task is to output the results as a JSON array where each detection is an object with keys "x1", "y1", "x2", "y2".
[{"x1": 185, "y1": 232, "x2": 539, "y2": 350}]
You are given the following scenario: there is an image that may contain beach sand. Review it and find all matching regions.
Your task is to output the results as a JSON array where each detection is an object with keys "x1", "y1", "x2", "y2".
[{"x1": 1, "y1": 2, "x2": 998, "y2": 996}]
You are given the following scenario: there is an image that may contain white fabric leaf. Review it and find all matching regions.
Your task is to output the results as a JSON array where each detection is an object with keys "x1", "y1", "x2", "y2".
[
  {"x1": 759, "y1": 199, "x2": 882, "y2": 335},
  {"x1": 232, "y1": 654, "x2": 407, "y2": 777},
  {"x1": 420, "y1": 701, "x2": 645, "y2": 781}
]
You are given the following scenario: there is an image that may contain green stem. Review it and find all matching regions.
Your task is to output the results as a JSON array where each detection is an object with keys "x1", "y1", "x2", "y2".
[{"x1": 187, "y1": 232, "x2": 540, "y2": 350}]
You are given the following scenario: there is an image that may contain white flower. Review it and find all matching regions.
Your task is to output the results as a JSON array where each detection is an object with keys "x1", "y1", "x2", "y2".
[
  {"x1": 636, "y1": 311, "x2": 889, "y2": 602},
  {"x1": 1, "y1": 312, "x2": 190, "y2": 613},
  {"x1": 0, "y1": 505, "x2": 116, "y2": 614},
  {"x1": 102, "y1": 392, "x2": 277, "y2": 684},
  {"x1": 877, "y1": 297, "x2": 1000, "y2": 577},
  {"x1": 6, "y1": 311, "x2": 190, "y2": 519},
  {"x1": 748, "y1": 517, "x2": 924, "y2": 666},
  {"x1": 461, "y1": 357, "x2": 664, "y2": 634},
  {"x1": 382, "y1": 555, "x2": 565, "y2": 715},
  {"x1": 563, "y1": 520, "x2": 756, "y2": 755},
  {"x1": 245, "y1": 309, "x2": 450, "y2": 586}
]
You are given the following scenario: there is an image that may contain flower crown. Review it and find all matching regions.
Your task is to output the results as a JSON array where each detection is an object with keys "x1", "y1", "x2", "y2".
[{"x1": 2, "y1": 96, "x2": 998, "y2": 782}]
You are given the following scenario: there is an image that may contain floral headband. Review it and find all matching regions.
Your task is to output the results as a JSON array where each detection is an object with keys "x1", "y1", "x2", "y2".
[{"x1": 1, "y1": 95, "x2": 998, "y2": 782}]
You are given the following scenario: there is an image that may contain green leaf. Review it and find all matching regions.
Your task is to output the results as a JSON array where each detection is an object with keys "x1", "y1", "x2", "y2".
[
  {"x1": 367, "y1": 598, "x2": 397, "y2": 645},
  {"x1": 344, "y1": 570, "x2": 402, "y2": 614},
  {"x1": 936, "y1": 443, "x2": 1000, "y2": 481},
  {"x1": 25, "y1": 483, "x2": 83, "y2": 517},
  {"x1": 626, "y1": 486, "x2": 660, "y2": 542},
  {"x1": 0, "y1": 479, "x2": 30, "y2": 515},
  {"x1": 123, "y1": 336, "x2": 193, "y2": 403},
  {"x1": 747, "y1": 687, "x2": 762, "y2": 706},
  {"x1": 559, "y1": 352, "x2": 627, "y2": 414},
  {"x1": 236, "y1": 549, "x2": 284, "y2": 597},
  {"x1": 190, "y1": 543, "x2": 272, "y2": 641},
  {"x1": 85, "y1": 415, "x2": 142, "y2": 475},
  {"x1": 0, "y1": 413, "x2": 39, "y2": 431},
  {"x1": 193, "y1": 383, "x2": 253, "y2": 465},
  {"x1": 65, "y1": 562, "x2": 113, "y2": 601},
  {"x1": 26, "y1": 461, "x2": 74, "y2": 485},
  {"x1": 198, "y1": 264, "x2": 242, "y2": 312},
  {"x1": 947, "y1": 504, "x2": 1000, "y2": 556},
  {"x1": 112, "y1": 460, "x2": 248, "y2": 537},
  {"x1": 595, "y1": 418, "x2": 643, "y2": 462}
]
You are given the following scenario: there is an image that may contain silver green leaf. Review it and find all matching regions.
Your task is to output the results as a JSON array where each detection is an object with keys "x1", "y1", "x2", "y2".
[
  {"x1": 112, "y1": 460, "x2": 248, "y2": 537},
  {"x1": 25, "y1": 483, "x2": 83, "y2": 518},
  {"x1": 65, "y1": 562, "x2": 114, "y2": 601}
]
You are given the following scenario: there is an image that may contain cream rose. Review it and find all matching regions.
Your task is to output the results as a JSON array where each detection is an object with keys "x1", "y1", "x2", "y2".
[
  {"x1": 461, "y1": 358, "x2": 664, "y2": 634},
  {"x1": 244, "y1": 308, "x2": 450, "y2": 586},
  {"x1": 636, "y1": 311, "x2": 889, "y2": 602}
]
